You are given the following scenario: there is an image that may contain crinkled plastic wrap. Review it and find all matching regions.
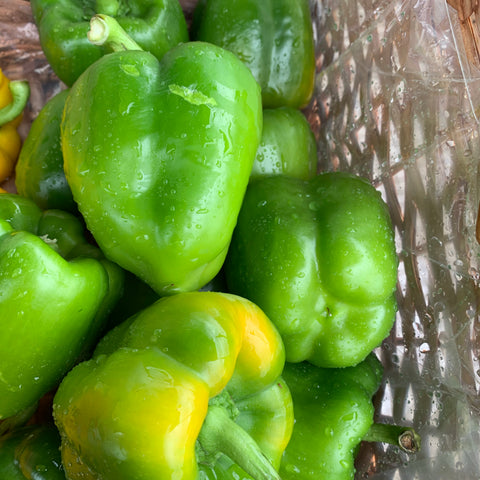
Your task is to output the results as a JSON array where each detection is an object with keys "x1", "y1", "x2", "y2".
[
  {"x1": 1, "y1": 0, "x2": 480, "y2": 478},
  {"x1": 307, "y1": 0, "x2": 480, "y2": 478}
]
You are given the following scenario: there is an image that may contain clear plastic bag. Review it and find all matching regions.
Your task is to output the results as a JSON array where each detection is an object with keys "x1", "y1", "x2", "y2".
[
  {"x1": 1, "y1": 0, "x2": 480, "y2": 478},
  {"x1": 307, "y1": 0, "x2": 480, "y2": 478}
]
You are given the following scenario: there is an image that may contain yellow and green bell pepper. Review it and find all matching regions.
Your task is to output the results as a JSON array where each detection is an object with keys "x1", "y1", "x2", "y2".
[
  {"x1": 53, "y1": 291, "x2": 293, "y2": 479},
  {"x1": 0, "y1": 193, "x2": 124, "y2": 420}
]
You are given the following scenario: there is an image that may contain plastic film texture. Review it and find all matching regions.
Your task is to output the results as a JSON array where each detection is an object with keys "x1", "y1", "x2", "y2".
[{"x1": 306, "y1": 0, "x2": 480, "y2": 478}]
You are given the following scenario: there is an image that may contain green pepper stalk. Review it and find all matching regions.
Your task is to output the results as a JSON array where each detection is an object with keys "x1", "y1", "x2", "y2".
[
  {"x1": 280, "y1": 355, "x2": 420, "y2": 480},
  {"x1": 53, "y1": 292, "x2": 293, "y2": 479},
  {"x1": 197, "y1": 402, "x2": 282, "y2": 480},
  {"x1": 363, "y1": 423, "x2": 421, "y2": 454},
  {"x1": 87, "y1": 13, "x2": 143, "y2": 51},
  {"x1": 62, "y1": 14, "x2": 262, "y2": 295},
  {"x1": 0, "y1": 81, "x2": 29, "y2": 126},
  {"x1": 29, "y1": 0, "x2": 189, "y2": 86}
]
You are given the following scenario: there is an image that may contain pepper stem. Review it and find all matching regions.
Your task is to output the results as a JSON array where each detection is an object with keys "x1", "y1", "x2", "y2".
[
  {"x1": 0, "y1": 80, "x2": 29, "y2": 126},
  {"x1": 363, "y1": 423, "x2": 421, "y2": 454},
  {"x1": 87, "y1": 14, "x2": 142, "y2": 52},
  {"x1": 198, "y1": 405, "x2": 281, "y2": 480}
]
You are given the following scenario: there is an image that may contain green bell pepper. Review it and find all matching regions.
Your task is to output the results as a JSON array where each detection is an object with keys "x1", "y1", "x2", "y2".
[
  {"x1": 225, "y1": 172, "x2": 398, "y2": 368},
  {"x1": 53, "y1": 291, "x2": 293, "y2": 479},
  {"x1": 192, "y1": 0, "x2": 315, "y2": 108},
  {"x1": 18, "y1": 95, "x2": 315, "y2": 216},
  {"x1": 0, "y1": 193, "x2": 124, "y2": 420},
  {"x1": 251, "y1": 107, "x2": 317, "y2": 182},
  {"x1": 30, "y1": 0, "x2": 189, "y2": 86},
  {"x1": 62, "y1": 14, "x2": 262, "y2": 295},
  {"x1": 0, "y1": 424, "x2": 65, "y2": 479},
  {"x1": 280, "y1": 354, "x2": 420, "y2": 479},
  {"x1": 15, "y1": 89, "x2": 75, "y2": 213}
]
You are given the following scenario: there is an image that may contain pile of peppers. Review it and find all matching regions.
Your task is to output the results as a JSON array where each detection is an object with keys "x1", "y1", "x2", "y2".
[{"x1": 0, "y1": 1, "x2": 421, "y2": 479}]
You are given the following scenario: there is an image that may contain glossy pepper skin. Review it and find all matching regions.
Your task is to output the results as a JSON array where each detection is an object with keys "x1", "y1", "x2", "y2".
[
  {"x1": 280, "y1": 354, "x2": 382, "y2": 480},
  {"x1": 192, "y1": 0, "x2": 315, "y2": 108},
  {"x1": 0, "y1": 424, "x2": 65, "y2": 479},
  {"x1": 225, "y1": 172, "x2": 398, "y2": 368},
  {"x1": 18, "y1": 101, "x2": 316, "y2": 214},
  {"x1": 62, "y1": 15, "x2": 263, "y2": 296},
  {"x1": 30, "y1": 0, "x2": 189, "y2": 86},
  {"x1": 53, "y1": 291, "x2": 293, "y2": 480},
  {"x1": 15, "y1": 89, "x2": 76, "y2": 213},
  {"x1": 251, "y1": 107, "x2": 317, "y2": 182},
  {"x1": 0, "y1": 193, "x2": 124, "y2": 420},
  {"x1": 0, "y1": 70, "x2": 29, "y2": 185}
]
